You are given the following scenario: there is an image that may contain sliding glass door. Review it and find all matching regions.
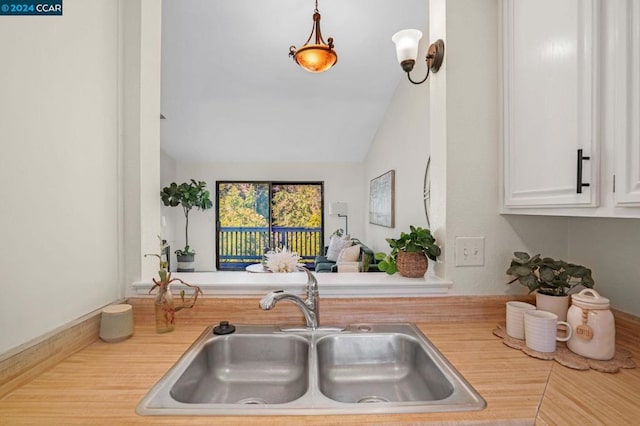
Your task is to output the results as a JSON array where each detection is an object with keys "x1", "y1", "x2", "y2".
[{"x1": 216, "y1": 181, "x2": 324, "y2": 270}]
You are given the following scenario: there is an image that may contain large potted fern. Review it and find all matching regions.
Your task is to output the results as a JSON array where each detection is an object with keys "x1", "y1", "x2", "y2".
[{"x1": 161, "y1": 180, "x2": 213, "y2": 272}]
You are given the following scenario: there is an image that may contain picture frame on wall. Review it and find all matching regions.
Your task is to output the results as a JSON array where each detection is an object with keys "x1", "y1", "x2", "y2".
[{"x1": 369, "y1": 170, "x2": 395, "y2": 227}]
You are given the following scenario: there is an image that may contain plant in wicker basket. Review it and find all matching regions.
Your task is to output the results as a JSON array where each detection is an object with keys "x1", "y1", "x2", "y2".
[{"x1": 375, "y1": 226, "x2": 441, "y2": 277}]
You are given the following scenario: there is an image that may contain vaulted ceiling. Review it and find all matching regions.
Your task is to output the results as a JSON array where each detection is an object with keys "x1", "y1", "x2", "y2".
[{"x1": 160, "y1": 0, "x2": 428, "y2": 163}]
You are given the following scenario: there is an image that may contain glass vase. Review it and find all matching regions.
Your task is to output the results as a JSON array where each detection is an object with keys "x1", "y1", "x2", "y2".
[{"x1": 154, "y1": 286, "x2": 175, "y2": 333}]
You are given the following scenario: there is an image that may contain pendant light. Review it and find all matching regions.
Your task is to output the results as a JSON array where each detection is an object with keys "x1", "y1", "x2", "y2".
[{"x1": 289, "y1": 0, "x2": 337, "y2": 73}]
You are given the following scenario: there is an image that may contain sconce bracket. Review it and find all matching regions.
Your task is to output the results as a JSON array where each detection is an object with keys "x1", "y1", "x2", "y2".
[
  {"x1": 403, "y1": 39, "x2": 445, "y2": 85},
  {"x1": 426, "y1": 39, "x2": 445, "y2": 73}
]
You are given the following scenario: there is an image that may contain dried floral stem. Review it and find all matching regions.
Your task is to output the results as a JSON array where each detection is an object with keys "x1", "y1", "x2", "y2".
[{"x1": 149, "y1": 272, "x2": 203, "y2": 312}]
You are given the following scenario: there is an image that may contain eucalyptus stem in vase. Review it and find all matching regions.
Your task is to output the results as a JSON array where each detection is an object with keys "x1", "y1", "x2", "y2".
[{"x1": 145, "y1": 237, "x2": 203, "y2": 333}]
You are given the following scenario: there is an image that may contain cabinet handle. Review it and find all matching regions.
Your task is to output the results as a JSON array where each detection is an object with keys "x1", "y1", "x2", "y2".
[{"x1": 576, "y1": 149, "x2": 591, "y2": 194}]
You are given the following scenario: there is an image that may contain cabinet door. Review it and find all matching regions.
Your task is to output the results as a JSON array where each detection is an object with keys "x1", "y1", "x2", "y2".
[
  {"x1": 503, "y1": 0, "x2": 599, "y2": 208},
  {"x1": 614, "y1": 0, "x2": 640, "y2": 206}
]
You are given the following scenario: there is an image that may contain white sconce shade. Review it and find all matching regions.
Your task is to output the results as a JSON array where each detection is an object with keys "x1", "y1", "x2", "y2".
[
  {"x1": 329, "y1": 202, "x2": 347, "y2": 216},
  {"x1": 392, "y1": 29, "x2": 423, "y2": 64}
]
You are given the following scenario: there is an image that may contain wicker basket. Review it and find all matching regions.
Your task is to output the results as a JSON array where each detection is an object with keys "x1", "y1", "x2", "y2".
[{"x1": 396, "y1": 251, "x2": 428, "y2": 278}]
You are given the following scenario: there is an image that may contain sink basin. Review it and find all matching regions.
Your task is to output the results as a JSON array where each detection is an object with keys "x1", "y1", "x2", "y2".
[
  {"x1": 316, "y1": 333, "x2": 453, "y2": 403},
  {"x1": 170, "y1": 334, "x2": 309, "y2": 404},
  {"x1": 137, "y1": 323, "x2": 485, "y2": 416}
]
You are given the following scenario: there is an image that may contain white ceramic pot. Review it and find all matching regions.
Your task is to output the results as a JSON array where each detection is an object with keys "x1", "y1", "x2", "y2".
[
  {"x1": 535, "y1": 291, "x2": 570, "y2": 322},
  {"x1": 567, "y1": 289, "x2": 615, "y2": 360}
]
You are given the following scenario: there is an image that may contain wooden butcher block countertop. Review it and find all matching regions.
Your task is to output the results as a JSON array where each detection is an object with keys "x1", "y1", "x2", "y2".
[{"x1": 0, "y1": 296, "x2": 639, "y2": 425}]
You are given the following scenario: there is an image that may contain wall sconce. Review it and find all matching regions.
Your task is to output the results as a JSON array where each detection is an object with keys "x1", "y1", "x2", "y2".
[
  {"x1": 392, "y1": 29, "x2": 445, "y2": 85},
  {"x1": 329, "y1": 202, "x2": 348, "y2": 234}
]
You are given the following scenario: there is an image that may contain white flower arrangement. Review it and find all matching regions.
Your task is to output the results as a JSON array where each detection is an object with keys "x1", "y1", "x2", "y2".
[{"x1": 264, "y1": 246, "x2": 301, "y2": 273}]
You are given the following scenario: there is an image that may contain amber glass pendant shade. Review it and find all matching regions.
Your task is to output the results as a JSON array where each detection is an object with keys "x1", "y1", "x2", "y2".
[
  {"x1": 293, "y1": 44, "x2": 338, "y2": 73},
  {"x1": 289, "y1": 1, "x2": 337, "y2": 73}
]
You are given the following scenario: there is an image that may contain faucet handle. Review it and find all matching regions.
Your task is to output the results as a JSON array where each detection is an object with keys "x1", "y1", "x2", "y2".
[
  {"x1": 298, "y1": 266, "x2": 318, "y2": 290},
  {"x1": 259, "y1": 290, "x2": 285, "y2": 310}
]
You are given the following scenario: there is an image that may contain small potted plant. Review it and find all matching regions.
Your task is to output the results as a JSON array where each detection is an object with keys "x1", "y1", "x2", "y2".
[
  {"x1": 375, "y1": 226, "x2": 441, "y2": 277},
  {"x1": 506, "y1": 251, "x2": 595, "y2": 321},
  {"x1": 161, "y1": 180, "x2": 213, "y2": 271}
]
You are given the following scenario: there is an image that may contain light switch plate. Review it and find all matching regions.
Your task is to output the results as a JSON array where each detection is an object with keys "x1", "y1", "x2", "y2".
[{"x1": 455, "y1": 237, "x2": 485, "y2": 266}]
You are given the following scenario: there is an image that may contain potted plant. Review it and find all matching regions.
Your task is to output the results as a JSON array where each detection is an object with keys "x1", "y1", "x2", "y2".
[
  {"x1": 161, "y1": 179, "x2": 213, "y2": 271},
  {"x1": 506, "y1": 251, "x2": 595, "y2": 321},
  {"x1": 375, "y1": 226, "x2": 441, "y2": 277}
]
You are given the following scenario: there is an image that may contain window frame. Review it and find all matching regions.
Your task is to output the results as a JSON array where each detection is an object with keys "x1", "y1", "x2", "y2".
[{"x1": 215, "y1": 180, "x2": 325, "y2": 270}]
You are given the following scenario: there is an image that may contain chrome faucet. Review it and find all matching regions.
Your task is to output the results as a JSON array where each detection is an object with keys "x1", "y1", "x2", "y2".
[{"x1": 259, "y1": 266, "x2": 319, "y2": 329}]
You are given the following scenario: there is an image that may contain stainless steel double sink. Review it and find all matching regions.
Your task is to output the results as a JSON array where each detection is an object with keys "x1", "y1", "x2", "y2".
[{"x1": 136, "y1": 323, "x2": 486, "y2": 416}]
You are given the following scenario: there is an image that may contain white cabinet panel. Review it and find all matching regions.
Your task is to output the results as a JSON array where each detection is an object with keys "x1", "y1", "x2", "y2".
[
  {"x1": 503, "y1": 0, "x2": 599, "y2": 208},
  {"x1": 614, "y1": 0, "x2": 640, "y2": 206}
]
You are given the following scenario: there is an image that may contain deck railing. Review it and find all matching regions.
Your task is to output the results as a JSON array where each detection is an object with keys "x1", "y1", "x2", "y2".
[{"x1": 217, "y1": 226, "x2": 322, "y2": 270}]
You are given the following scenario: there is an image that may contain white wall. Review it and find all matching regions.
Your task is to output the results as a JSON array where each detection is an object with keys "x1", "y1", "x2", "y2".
[
  {"x1": 147, "y1": 1, "x2": 640, "y2": 318},
  {"x1": 430, "y1": 0, "x2": 640, "y2": 312},
  {"x1": 425, "y1": 0, "x2": 570, "y2": 294},
  {"x1": 160, "y1": 150, "x2": 178, "y2": 269},
  {"x1": 568, "y1": 218, "x2": 640, "y2": 316},
  {"x1": 362, "y1": 0, "x2": 568, "y2": 293},
  {"x1": 122, "y1": 0, "x2": 163, "y2": 289},
  {"x1": 160, "y1": 160, "x2": 364, "y2": 272},
  {"x1": 426, "y1": 0, "x2": 640, "y2": 310},
  {"x1": 0, "y1": 1, "x2": 122, "y2": 354},
  {"x1": 362, "y1": 52, "x2": 431, "y2": 254}
]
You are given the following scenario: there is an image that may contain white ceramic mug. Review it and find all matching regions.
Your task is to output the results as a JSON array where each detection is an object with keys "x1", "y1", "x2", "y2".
[
  {"x1": 524, "y1": 310, "x2": 573, "y2": 353},
  {"x1": 506, "y1": 301, "x2": 536, "y2": 340}
]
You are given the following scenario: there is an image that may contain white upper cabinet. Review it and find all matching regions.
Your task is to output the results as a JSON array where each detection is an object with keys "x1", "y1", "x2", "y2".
[
  {"x1": 502, "y1": 0, "x2": 640, "y2": 217},
  {"x1": 613, "y1": 0, "x2": 640, "y2": 207},
  {"x1": 503, "y1": 0, "x2": 599, "y2": 208}
]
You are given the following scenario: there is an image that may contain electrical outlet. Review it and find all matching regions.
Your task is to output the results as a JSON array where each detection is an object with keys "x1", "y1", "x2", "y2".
[{"x1": 455, "y1": 237, "x2": 485, "y2": 266}]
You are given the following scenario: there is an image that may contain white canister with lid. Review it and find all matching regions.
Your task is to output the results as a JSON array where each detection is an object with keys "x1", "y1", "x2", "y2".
[{"x1": 567, "y1": 289, "x2": 615, "y2": 360}]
